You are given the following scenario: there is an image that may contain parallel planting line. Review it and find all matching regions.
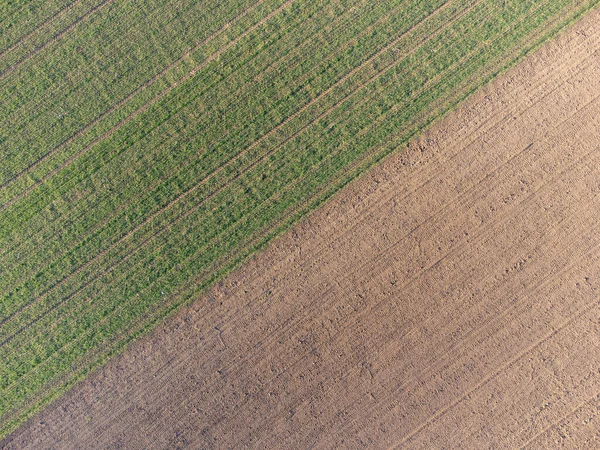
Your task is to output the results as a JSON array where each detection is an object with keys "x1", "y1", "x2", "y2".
[
  {"x1": 0, "y1": 0, "x2": 482, "y2": 339},
  {"x1": 1, "y1": 0, "x2": 595, "y2": 440},
  {"x1": 0, "y1": 0, "x2": 297, "y2": 210},
  {"x1": 0, "y1": 0, "x2": 568, "y2": 376},
  {"x1": 394, "y1": 298, "x2": 600, "y2": 449},
  {"x1": 227, "y1": 134, "x2": 600, "y2": 445},
  {"x1": 4, "y1": 0, "x2": 548, "y2": 382},
  {"x1": 0, "y1": 33, "x2": 496, "y2": 384},
  {"x1": 0, "y1": 0, "x2": 408, "y2": 225},
  {"x1": 4, "y1": 0, "x2": 346, "y2": 254},
  {"x1": 0, "y1": 94, "x2": 409, "y2": 419},
  {"x1": 518, "y1": 389, "x2": 600, "y2": 449},
  {"x1": 318, "y1": 123, "x2": 600, "y2": 444},
  {"x1": 0, "y1": 0, "x2": 274, "y2": 198},
  {"x1": 163, "y1": 18, "x2": 600, "y2": 324},
  {"x1": 329, "y1": 157, "x2": 600, "y2": 444},
  {"x1": 0, "y1": 0, "x2": 342, "y2": 304}
]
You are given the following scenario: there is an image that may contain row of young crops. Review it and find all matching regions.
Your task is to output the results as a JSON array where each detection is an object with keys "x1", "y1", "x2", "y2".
[{"x1": 0, "y1": 0, "x2": 597, "y2": 438}]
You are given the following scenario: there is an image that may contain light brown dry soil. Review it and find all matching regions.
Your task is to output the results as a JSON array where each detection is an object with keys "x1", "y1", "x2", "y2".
[{"x1": 5, "y1": 9, "x2": 600, "y2": 450}]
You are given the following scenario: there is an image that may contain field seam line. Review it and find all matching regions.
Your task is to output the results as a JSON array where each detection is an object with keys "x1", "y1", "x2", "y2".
[
  {"x1": 271, "y1": 30, "x2": 600, "y2": 294},
  {"x1": 0, "y1": 0, "x2": 457, "y2": 284},
  {"x1": 141, "y1": 70, "x2": 600, "y2": 441},
  {"x1": 0, "y1": 0, "x2": 350, "y2": 270},
  {"x1": 74, "y1": 108, "x2": 403, "y2": 443},
  {"x1": 0, "y1": 0, "x2": 375, "y2": 263},
  {"x1": 177, "y1": 12, "x2": 600, "y2": 370},
  {"x1": 0, "y1": 0, "x2": 347, "y2": 334},
  {"x1": 0, "y1": 85, "x2": 421, "y2": 402},
  {"x1": 1, "y1": 0, "x2": 593, "y2": 442},
  {"x1": 0, "y1": 137, "x2": 369, "y2": 420}
]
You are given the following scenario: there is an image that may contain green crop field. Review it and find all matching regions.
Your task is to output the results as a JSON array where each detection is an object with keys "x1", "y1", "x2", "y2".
[{"x1": 0, "y1": 0, "x2": 598, "y2": 438}]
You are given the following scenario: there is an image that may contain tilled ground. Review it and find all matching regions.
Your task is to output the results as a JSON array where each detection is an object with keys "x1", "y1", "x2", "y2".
[{"x1": 4, "y1": 9, "x2": 600, "y2": 450}]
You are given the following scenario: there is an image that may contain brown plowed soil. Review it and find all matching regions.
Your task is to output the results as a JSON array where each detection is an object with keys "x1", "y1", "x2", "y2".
[{"x1": 5, "y1": 10, "x2": 600, "y2": 450}]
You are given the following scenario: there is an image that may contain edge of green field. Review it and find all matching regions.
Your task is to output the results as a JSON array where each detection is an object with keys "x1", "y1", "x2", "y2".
[{"x1": 1, "y1": 0, "x2": 599, "y2": 440}]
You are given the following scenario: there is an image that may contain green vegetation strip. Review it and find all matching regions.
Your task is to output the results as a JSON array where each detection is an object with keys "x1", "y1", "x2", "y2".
[{"x1": 0, "y1": 0, "x2": 598, "y2": 439}]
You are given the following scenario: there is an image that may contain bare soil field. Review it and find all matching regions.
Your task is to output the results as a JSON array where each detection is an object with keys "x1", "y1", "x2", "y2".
[{"x1": 5, "y1": 8, "x2": 600, "y2": 450}]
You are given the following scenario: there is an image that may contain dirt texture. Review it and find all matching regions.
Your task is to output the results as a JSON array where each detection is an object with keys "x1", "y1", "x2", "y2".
[{"x1": 5, "y1": 9, "x2": 600, "y2": 450}]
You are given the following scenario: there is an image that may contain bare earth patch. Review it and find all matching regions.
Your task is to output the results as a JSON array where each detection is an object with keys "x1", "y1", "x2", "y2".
[{"x1": 4, "y1": 9, "x2": 600, "y2": 450}]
